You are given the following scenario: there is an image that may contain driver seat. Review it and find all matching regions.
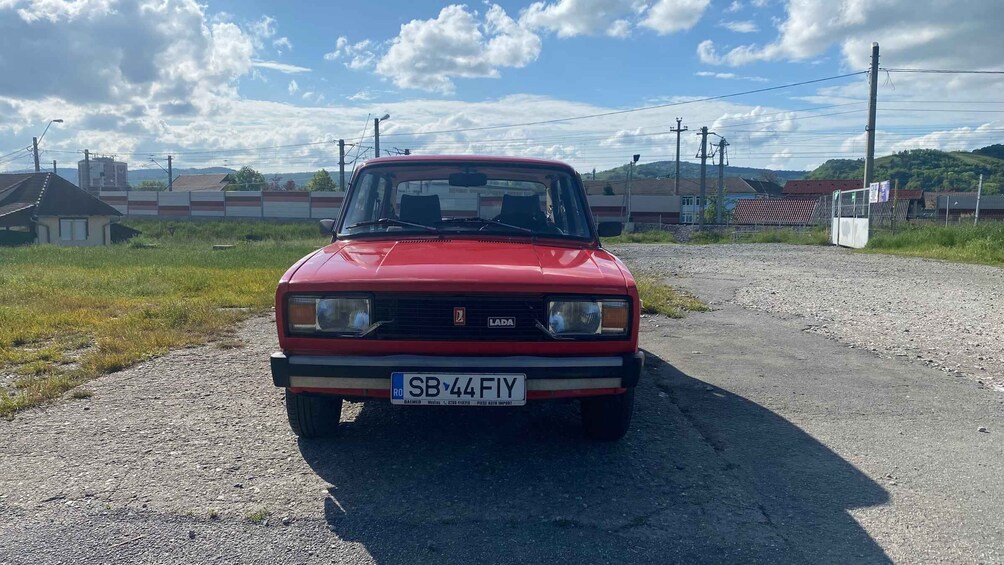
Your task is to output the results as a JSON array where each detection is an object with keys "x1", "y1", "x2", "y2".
[
  {"x1": 399, "y1": 194, "x2": 442, "y2": 226},
  {"x1": 496, "y1": 194, "x2": 543, "y2": 230}
]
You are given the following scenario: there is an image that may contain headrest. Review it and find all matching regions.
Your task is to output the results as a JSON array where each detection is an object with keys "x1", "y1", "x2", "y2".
[
  {"x1": 399, "y1": 194, "x2": 442, "y2": 226},
  {"x1": 500, "y1": 194, "x2": 540, "y2": 217}
]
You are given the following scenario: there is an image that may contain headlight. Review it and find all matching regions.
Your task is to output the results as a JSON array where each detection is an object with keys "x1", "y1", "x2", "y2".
[
  {"x1": 547, "y1": 298, "x2": 629, "y2": 337},
  {"x1": 288, "y1": 296, "x2": 371, "y2": 335}
]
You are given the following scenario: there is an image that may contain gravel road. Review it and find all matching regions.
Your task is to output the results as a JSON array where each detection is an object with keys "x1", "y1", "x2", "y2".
[
  {"x1": 1, "y1": 244, "x2": 1002, "y2": 564},
  {"x1": 617, "y1": 244, "x2": 1004, "y2": 390}
]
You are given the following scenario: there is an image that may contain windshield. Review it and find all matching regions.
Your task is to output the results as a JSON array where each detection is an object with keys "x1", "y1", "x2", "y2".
[{"x1": 338, "y1": 162, "x2": 594, "y2": 240}]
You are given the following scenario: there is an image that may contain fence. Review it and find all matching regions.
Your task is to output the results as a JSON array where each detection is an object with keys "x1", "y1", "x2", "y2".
[{"x1": 99, "y1": 191, "x2": 683, "y2": 224}]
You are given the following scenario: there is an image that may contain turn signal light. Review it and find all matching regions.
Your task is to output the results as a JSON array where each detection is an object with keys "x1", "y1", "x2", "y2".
[
  {"x1": 288, "y1": 299, "x2": 316, "y2": 329},
  {"x1": 601, "y1": 301, "x2": 629, "y2": 333}
]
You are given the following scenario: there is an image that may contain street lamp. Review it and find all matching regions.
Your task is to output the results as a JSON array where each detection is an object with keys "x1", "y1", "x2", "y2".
[
  {"x1": 374, "y1": 114, "x2": 390, "y2": 158},
  {"x1": 33, "y1": 118, "x2": 63, "y2": 172}
]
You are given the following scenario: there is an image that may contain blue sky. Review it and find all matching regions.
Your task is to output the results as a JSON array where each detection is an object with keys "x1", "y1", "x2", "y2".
[{"x1": 0, "y1": 0, "x2": 1001, "y2": 177}]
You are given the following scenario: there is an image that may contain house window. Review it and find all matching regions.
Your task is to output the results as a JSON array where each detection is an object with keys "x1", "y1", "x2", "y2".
[
  {"x1": 680, "y1": 212, "x2": 694, "y2": 224},
  {"x1": 682, "y1": 196, "x2": 694, "y2": 206},
  {"x1": 59, "y1": 218, "x2": 88, "y2": 241}
]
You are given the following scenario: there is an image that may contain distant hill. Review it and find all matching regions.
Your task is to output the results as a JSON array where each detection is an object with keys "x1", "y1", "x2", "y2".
[
  {"x1": 805, "y1": 146, "x2": 1004, "y2": 195},
  {"x1": 587, "y1": 160, "x2": 806, "y2": 184}
]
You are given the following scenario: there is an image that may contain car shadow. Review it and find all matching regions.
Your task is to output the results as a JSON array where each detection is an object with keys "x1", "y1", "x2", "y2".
[{"x1": 298, "y1": 350, "x2": 890, "y2": 564}]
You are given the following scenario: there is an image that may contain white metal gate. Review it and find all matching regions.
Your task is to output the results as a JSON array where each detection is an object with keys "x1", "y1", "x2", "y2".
[{"x1": 831, "y1": 188, "x2": 870, "y2": 248}]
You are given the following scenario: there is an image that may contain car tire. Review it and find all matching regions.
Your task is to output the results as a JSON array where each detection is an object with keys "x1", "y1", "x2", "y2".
[
  {"x1": 285, "y1": 390, "x2": 342, "y2": 438},
  {"x1": 581, "y1": 389, "x2": 634, "y2": 441}
]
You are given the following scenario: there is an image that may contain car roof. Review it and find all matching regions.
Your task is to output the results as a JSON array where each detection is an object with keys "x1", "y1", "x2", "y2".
[{"x1": 362, "y1": 154, "x2": 576, "y2": 170}]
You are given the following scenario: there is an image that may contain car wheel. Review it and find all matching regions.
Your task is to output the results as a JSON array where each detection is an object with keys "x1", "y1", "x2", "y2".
[
  {"x1": 285, "y1": 390, "x2": 342, "y2": 438},
  {"x1": 581, "y1": 389, "x2": 634, "y2": 441}
]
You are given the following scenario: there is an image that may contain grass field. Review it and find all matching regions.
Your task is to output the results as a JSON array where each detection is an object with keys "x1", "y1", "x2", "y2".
[
  {"x1": 601, "y1": 231, "x2": 677, "y2": 244},
  {"x1": 688, "y1": 228, "x2": 830, "y2": 245},
  {"x1": 865, "y1": 223, "x2": 1004, "y2": 266},
  {"x1": 1, "y1": 219, "x2": 704, "y2": 416},
  {"x1": 0, "y1": 220, "x2": 327, "y2": 416}
]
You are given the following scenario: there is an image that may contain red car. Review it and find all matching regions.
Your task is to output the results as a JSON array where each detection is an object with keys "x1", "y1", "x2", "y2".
[{"x1": 270, "y1": 156, "x2": 643, "y2": 440}]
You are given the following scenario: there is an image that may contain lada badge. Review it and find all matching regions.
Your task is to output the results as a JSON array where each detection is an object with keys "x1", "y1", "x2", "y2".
[{"x1": 488, "y1": 317, "x2": 516, "y2": 328}]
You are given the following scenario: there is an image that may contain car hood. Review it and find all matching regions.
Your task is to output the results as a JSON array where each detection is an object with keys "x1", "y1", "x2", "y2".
[{"x1": 287, "y1": 237, "x2": 629, "y2": 294}]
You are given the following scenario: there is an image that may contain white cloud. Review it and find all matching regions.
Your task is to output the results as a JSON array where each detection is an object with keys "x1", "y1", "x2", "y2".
[
  {"x1": 375, "y1": 4, "x2": 541, "y2": 94},
  {"x1": 521, "y1": 0, "x2": 708, "y2": 37},
  {"x1": 324, "y1": 36, "x2": 378, "y2": 70},
  {"x1": 273, "y1": 36, "x2": 292, "y2": 53},
  {"x1": 520, "y1": 0, "x2": 639, "y2": 38},
  {"x1": 639, "y1": 0, "x2": 710, "y2": 35},
  {"x1": 695, "y1": 71, "x2": 767, "y2": 82},
  {"x1": 0, "y1": 0, "x2": 258, "y2": 108},
  {"x1": 607, "y1": 19, "x2": 631, "y2": 38},
  {"x1": 287, "y1": 80, "x2": 299, "y2": 95},
  {"x1": 301, "y1": 91, "x2": 324, "y2": 103},
  {"x1": 727, "y1": 1, "x2": 742, "y2": 13},
  {"x1": 347, "y1": 90, "x2": 374, "y2": 101},
  {"x1": 720, "y1": 20, "x2": 758, "y2": 33},
  {"x1": 252, "y1": 60, "x2": 311, "y2": 74},
  {"x1": 698, "y1": 0, "x2": 1004, "y2": 73},
  {"x1": 750, "y1": 0, "x2": 768, "y2": 7}
]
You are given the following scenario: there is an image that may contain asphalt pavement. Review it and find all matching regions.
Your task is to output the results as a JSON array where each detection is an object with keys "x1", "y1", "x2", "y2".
[{"x1": 1, "y1": 251, "x2": 1002, "y2": 564}]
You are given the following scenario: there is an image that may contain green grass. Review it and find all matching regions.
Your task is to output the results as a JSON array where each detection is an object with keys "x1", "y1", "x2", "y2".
[
  {"x1": 121, "y1": 219, "x2": 322, "y2": 242},
  {"x1": 741, "y1": 228, "x2": 830, "y2": 245},
  {"x1": 688, "y1": 230, "x2": 731, "y2": 244},
  {"x1": 688, "y1": 228, "x2": 829, "y2": 245},
  {"x1": 602, "y1": 230, "x2": 676, "y2": 244},
  {"x1": 245, "y1": 508, "x2": 271, "y2": 524},
  {"x1": 634, "y1": 275, "x2": 709, "y2": 318},
  {"x1": 865, "y1": 223, "x2": 1004, "y2": 266},
  {"x1": 0, "y1": 220, "x2": 327, "y2": 417}
]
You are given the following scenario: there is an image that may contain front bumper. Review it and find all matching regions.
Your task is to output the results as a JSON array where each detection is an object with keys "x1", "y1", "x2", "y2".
[{"x1": 271, "y1": 351, "x2": 644, "y2": 399}]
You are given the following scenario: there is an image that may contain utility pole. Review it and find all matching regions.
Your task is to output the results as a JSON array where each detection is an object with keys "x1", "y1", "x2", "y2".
[
  {"x1": 716, "y1": 137, "x2": 729, "y2": 225},
  {"x1": 32, "y1": 137, "x2": 40, "y2": 172},
  {"x1": 338, "y1": 139, "x2": 346, "y2": 190},
  {"x1": 864, "y1": 42, "x2": 880, "y2": 188},
  {"x1": 975, "y1": 173, "x2": 983, "y2": 224},
  {"x1": 52, "y1": 160, "x2": 57, "y2": 174},
  {"x1": 83, "y1": 149, "x2": 91, "y2": 192},
  {"x1": 374, "y1": 118, "x2": 381, "y2": 158},
  {"x1": 626, "y1": 154, "x2": 640, "y2": 224},
  {"x1": 697, "y1": 127, "x2": 710, "y2": 229},
  {"x1": 671, "y1": 118, "x2": 688, "y2": 196},
  {"x1": 167, "y1": 155, "x2": 173, "y2": 192}
]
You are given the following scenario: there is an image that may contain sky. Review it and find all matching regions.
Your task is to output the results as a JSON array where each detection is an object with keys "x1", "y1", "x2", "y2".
[{"x1": 0, "y1": 0, "x2": 1002, "y2": 178}]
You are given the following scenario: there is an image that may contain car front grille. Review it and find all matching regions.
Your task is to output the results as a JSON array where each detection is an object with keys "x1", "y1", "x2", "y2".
[{"x1": 370, "y1": 294, "x2": 547, "y2": 341}]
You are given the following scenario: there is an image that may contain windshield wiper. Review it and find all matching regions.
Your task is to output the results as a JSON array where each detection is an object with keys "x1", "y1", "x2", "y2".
[
  {"x1": 437, "y1": 217, "x2": 533, "y2": 234},
  {"x1": 345, "y1": 218, "x2": 438, "y2": 232}
]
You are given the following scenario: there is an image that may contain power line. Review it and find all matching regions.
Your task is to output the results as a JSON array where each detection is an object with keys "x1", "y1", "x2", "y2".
[
  {"x1": 379, "y1": 71, "x2": 869, "y2": 139},
  {"x1": 883, "y1": 68, "x2": 1004, "y2": 75}
]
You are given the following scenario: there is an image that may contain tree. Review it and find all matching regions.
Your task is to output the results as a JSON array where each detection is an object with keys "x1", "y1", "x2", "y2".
[
  {"x1": 306, "y1": 169, "x2": 338, "y2": 191},
  {"x1": 603, "y1": 185, "x2": 615, "y2": 196},
  {"x1": 284, "y1": 180, "x2": 297, "y2": 191},
  {"x1": 135, "y1": 179, "x2": 167, "y2": 191},
  {"x1": 703, "y1": 195, "x2": 732, "y2": 225},
  {"x1": 227, "y1": 166, "x2": 266, "y2": 191}
]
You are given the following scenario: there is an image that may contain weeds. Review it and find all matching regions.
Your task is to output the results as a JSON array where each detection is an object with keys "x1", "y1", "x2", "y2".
[
  {"x1": 865, "y1": 223, "x2": 1004, "y2": 266},
  {"x1": 633, "y1": 275, "x2": 709, "y2": 318},
  {"x1": 602, "y1": 230, "x2": 676, "y2": 244},
  {"x1": 246, "y1": 508, "x2": 271, "y2": 524}
]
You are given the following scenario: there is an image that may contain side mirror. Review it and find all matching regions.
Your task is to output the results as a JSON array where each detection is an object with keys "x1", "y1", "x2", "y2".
[
  {"x1": 597, "y1": 221, "x2": 623, "y2": 238},
  {"x1": 319, "y1": 218, "x2": 335, "y2": 236}
]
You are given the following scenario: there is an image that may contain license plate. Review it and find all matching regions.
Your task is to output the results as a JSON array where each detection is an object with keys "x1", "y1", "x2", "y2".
[{"x1": 390, "y1": 373, "x2": 526, "y2": 406}]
